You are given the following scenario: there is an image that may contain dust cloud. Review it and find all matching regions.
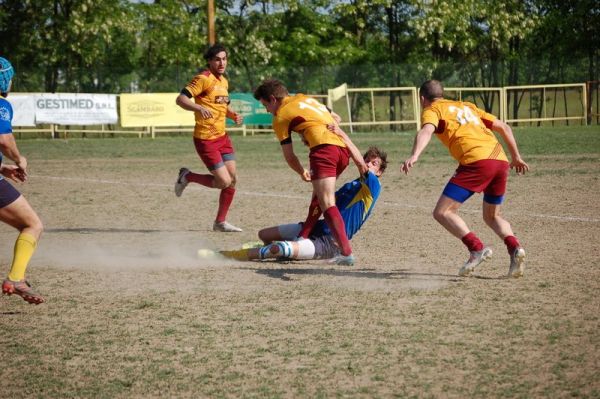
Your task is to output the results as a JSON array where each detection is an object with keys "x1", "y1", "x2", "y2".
[{"x1": 33, "y1": 230, "x2": 225, "y2": 272}]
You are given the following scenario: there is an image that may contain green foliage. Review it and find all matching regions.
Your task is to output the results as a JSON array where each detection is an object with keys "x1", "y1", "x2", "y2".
[{"x1": 0, "y1": 0, "x2": 597, "y2": 93}]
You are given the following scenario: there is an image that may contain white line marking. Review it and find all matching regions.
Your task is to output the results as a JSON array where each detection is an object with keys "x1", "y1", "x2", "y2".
[{"x1": 33, "y1": 175, "x2": 600, "y2": 223}]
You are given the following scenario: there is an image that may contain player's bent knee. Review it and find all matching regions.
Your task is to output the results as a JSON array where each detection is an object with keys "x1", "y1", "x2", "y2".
[
  {"x1": 214, "y1": 178, "x2": 232, "y2": 189},
  {"x1": 258, "y1": 229, "x2": 270, "y2": 243},
  {"x1": 432, "y1": 209, "x2": 446, "y2": 223}
]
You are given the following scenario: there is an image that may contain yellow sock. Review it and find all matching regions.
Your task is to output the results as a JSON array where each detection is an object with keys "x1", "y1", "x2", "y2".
[{"x1": 7, "y1": 232, "x2": 37, "y2": 282}]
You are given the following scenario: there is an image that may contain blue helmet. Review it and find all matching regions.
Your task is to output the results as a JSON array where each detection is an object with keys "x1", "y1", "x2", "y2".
[{"x1": 0, "y1": 57, "x2": 15, "y2": 93}]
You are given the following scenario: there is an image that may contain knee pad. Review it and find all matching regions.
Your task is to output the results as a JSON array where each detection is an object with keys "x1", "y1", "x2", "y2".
[
  {"x1": 258, "y1": 241, "x2": 293, "y2": 259},
  {"x1": 295, "y1": 238, "x2": 316, "y2": 260},
  {"x1": 273, "y1": 241, "x2": 293, "y2": 258}
]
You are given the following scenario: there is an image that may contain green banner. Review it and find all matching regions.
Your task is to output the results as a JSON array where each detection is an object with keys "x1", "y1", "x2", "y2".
[{"x1": 227, "y1": 93, "x2": 273, "y2": 126}]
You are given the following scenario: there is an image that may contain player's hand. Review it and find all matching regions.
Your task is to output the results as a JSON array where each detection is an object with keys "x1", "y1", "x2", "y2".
[
  {"x1": 300, "y1": 169, "x2": 311, "y2": 182},
  {"x1": 355, "y1": 159, "x2": 368, "y2": 176},
  {"x1": 331, "y1": 112, "x2": 342, "y2": 124},
  {"x1": 511, "y1": 158, "x2": 529, "y2": 175},
  {"x1": 16, "y1": 155, "x2": 28, "y2": 180},
  {"x1": 401, "y1": 156, "x2": 418, "y2": 174},
  {"x1": 327, "y1": 123, "x2": 346, "y2": 138},
  {"x1": 233, "y1": 113, "x2": 243, "y2": 125},
  {"x1": 0, "y1": 164, "x2": 26, "y2": 183},
  {"x1": 197, "y1": 106, "x2": 213, "y2": 119}
]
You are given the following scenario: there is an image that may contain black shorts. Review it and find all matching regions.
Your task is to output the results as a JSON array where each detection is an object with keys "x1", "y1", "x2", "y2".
[{"x1": 0, "y1": 178, "x2": 21, "y2": 208}]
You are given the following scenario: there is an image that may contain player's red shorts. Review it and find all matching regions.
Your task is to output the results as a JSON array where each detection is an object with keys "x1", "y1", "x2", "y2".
[
  {"x1": 193, "y1": 134, "x2": 235, "y2": 171},
  {"x1": 309, "y1": 144, "x2": 350, "y2": 179},
  {"x1": 449, "y1": 159, "x2": 509, "y2": 196}
]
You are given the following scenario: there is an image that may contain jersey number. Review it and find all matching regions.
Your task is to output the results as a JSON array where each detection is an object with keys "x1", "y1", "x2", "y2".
[
  {"x1": 298, "y1": 98, "x2": 328, "y2": 115},
  {"x1": 448, "y1": 105, "x2": 480, "y2": 126}
]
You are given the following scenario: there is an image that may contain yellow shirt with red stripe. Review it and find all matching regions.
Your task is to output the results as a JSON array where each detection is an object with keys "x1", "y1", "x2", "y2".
[
  {"x1": 184, "y1": 70, "x2": 230, "y2": 140},
  {"x1": 273, "y1": 94, "x2": 346, "y2": 149},
  {"x1": 422, "y1": 99, "x2": 508, "y2": 165}
]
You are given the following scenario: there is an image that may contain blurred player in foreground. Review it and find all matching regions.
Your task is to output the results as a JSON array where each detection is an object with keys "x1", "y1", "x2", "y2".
[
  {"x1": 402, "y1": 80, "x2": 529, "y2": 278},
  {"x1": 253, "y1": 79, "x2": 367, "y2": 265},
  {"x1": 174, "y1": 44, "x2": 244, "y2": 232},
  {"x1": 220, "y1": 142, "x2": 387, "y2": 263},
  {"x1": 0, "y1": 57, "x2": 45, "y2": 304}
]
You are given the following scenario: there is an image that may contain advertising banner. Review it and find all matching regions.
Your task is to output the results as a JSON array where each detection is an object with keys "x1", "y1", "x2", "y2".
[
  {"x1": 120, "y1": 93, "x2": 194, "y2": 127},
  {"x1": 227, "y1": 93, "x2": 272, "y2": 126},
  {"x1": 7, "y1": 94, "x2": 36, "y2": 127},
  {"x1": 35, "y1": 93, "x2": 117, "y2": 125}
]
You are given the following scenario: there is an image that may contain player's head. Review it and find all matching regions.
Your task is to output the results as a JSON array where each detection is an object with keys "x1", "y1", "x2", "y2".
[
  {"x1": 253, "y1": 78, "x2": 289, "y2": 115},
  {"x1": 0, "y1": 57, "x2": 14, "y2": 97},
  {"x1": 363, "y1": 146, "x2": 388, "y2": 177},
  {"x1": 419, "y1": 80, "x2": 443, "y2": 105},
  {"x1": 204, "y1": 44, "x2": 227, "y2": 76}
]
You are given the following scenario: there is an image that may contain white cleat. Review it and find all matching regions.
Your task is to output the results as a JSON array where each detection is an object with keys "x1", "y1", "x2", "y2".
[
  {"x1": 458, "y1": 247, "x2": 493, "y2": 276},
  {"x1": 174, "y1": 167, "x2": 189, "y2": 197},
  {"x1": 508, "y1": 247, "x2": 526, "y2": 278},
  {"x1": 213, "y1": 221, "x2": 243, "y2": 232},
  {"x1": 328, "y1": 254, "x2": 355, "y2": 266}
]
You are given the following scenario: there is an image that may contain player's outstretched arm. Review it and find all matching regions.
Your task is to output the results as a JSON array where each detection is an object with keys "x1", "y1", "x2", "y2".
[
  {"x1": 281, "y1": 143, "x2": 311, "y2": 181},
  {"x1": 175, "y1": 93, "x2": 213, "y2": 119},
  {"x1": 0, "y1": 133, "x2": 27, "y2": 179},
  {"x1": 226, "y1": 106, "x2": 243, "y2": 125},
  {"x1": 327, "y1": 124, "x2": 368, "y2": 175},
  {"x1": 491, "y1": 119, "x2": 529, "y2": 174},
  {"x1": 401, "y1": 124, "x2": 435, "y2": 174}
]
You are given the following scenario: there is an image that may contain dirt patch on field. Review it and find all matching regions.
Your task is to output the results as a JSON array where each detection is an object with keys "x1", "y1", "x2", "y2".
[{"x1": 0, "y1": 150, "x2": 598, "y2": 398}]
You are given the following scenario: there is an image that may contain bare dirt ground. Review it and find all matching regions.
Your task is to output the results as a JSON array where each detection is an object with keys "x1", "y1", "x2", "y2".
[{"x1": 0, "y1": 139, "x2": 598, "y2": 398}]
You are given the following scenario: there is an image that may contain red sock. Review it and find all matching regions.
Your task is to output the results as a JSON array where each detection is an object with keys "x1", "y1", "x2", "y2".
[
  {"x1": 216, "y1": 187, "x2": 235, "y2": 223},
  {"x1": 504, "y1": 235, "x2": 521, "y2": 254},
  {"x1": 186, "y1": 172, "x2": 214, "y2": 188},
  {"x1": 461, "y1": 232, "x2": 484, "y2": 252},
  {"x1": 298, "y1": 196, "x2": 321, "y2": 239},
  {"x1": 323, "y1": 206, "x2": 352, "y2": 256}
]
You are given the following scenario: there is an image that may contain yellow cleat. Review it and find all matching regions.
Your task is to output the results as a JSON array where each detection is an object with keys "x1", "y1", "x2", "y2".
[{"x1": 219, "y1": 248, "x2": 250, "y2": 261}]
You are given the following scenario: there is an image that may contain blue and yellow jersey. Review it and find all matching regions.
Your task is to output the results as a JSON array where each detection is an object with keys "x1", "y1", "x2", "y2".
[
  {"x1": 0, "y1": 97, "x2": 14, "y2": 172},
  {"x1": 422, "y1": 99, "x2": 508, "y2": 165},
  {"x1": 273, "y1": 94, "x2": 346, "y2": 149},
  {"x1": 319, "y1": 170, "x2": 381, "y2": 240}
]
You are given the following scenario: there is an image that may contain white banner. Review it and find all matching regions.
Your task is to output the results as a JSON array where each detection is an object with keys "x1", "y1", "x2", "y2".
[
  {"x1": 35, "y1": 93, "x2": 118, "y2": 125},
  {"x1": 7, "y1": 94, "x2": 36, "y2": 126}
]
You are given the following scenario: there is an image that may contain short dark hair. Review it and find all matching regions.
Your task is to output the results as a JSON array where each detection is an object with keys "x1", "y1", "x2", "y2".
[
  {"x1": 253, "y1": 78, "x2": 289, "y2": 101},
  {"x1": 204, "y1": 44, "x2": 227, "y2": 61},
  {"x1": 419, "y1": 80, "x2": 444, "y2": 101},
  {"x1": 363, "y1": 146, "x2": 388, "y2": 174}
]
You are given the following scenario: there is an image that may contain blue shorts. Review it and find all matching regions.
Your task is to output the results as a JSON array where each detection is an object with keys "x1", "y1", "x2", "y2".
[
  {"x1": 443, "y1": 182, "x2": 504, "y2": 205},
  {"x1": 0, "y1": 178, "x2": 21, "y2": 208}
]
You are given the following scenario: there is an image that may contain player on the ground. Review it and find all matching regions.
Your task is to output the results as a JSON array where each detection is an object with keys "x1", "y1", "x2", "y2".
[
  {"x1": 174, "y1": 44, "x2": 244, "y2": 232},
  {"x1": 401, "y1": 80, "x2": 529, "y2": 278},
  {"x1": 220, "y1": 144, "x2": 387, "y2": 262},
  {"x1": 253, "y1": 79, "x2": 367, "y2": 265},
  {"x1": 0, "y1": 57, "x2": 45, "y2": 304}
]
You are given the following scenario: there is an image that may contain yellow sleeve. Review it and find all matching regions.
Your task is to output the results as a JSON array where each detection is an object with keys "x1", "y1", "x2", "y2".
[
  {"x1": 273, "y1": 117, "x2": 291, "y2": 142},
  {"x1": 421, "y1": 107, "x2": 440, "y2": 129},
  {"x1": 185, "y1": 74, "x2": 207, "y2": 98}
]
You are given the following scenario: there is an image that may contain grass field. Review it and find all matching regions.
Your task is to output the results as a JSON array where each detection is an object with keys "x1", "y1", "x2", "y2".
[{"x1": 1, "y1": 125, "x2": 599, "y2": 398}]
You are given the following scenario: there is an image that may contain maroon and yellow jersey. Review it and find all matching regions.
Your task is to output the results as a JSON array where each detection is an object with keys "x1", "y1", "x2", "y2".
[
  {"x1": 422, "y1": 99, "x2": 508, "y2": 165},
  {"x1": 273, "y1": 94, "x2": 346, "y2": 149},
  {"x1": 184, "y1": 70, "x2": 230, "y2": 140}
]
